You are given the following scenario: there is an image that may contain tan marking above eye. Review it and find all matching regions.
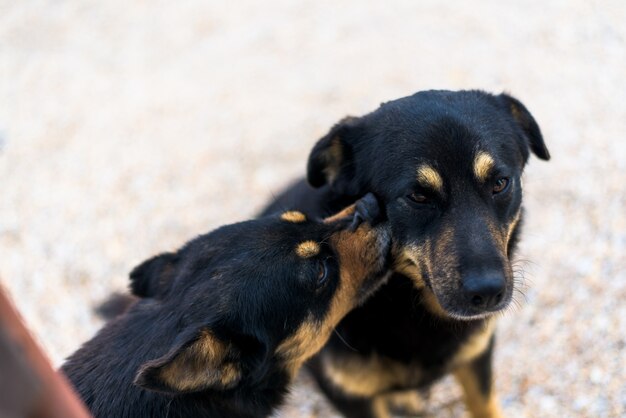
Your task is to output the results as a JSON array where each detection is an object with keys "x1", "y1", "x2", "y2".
[
  {"x1": 295, "y1": 240, "x2": 320, "y2": 258},
  {"x1": 416, "y1": 165, "x2": 443, "y2": 193},
  {"x1": 474, "y1": 152, "x2": 495, "y2": 182},
  {"x1": 280, "y1": 211, "x2": 307, "y2": 223}
]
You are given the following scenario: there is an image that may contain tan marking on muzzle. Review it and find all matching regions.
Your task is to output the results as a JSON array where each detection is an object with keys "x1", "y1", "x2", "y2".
[
  {"x1": 328, "y1": 224, "x2": 382, "y2": 321},
  {"x1": 474, "y1": 152, "x2": 495, "y2": 182},
  {"x1": 393, "y1": 242, "x2": 431, "y2": 289},
  {"x1": 280, "y1": 211, "x2": 307, "y2": 223},
  {"x1": 505, "y1": 210, "x2": 522, "y2": 254},
  {"x1": 433, "y1": 225, "x2": 456, "y2": 265},
  {"x1": 416, "y1": 165, "x2": 443, "y2": 192},
  {"x1": 279, "y1": 223, "x2": 384, "y2": 377},
  {"x1": 275, "y1": 319, "x2": 322, "y2": 377},
  {"x1": 295, "y1": 241, "x2": 320, "y2": 258},
  {"x1": 421, "y1": 288, "x2": 450, "y2": 318},
  {"x1": 487, "y1": 210, "x2": 521, "y2": 256}
]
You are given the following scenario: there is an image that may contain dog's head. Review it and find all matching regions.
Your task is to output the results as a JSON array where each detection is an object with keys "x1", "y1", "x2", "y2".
[
  {"x1": 307, "y1": 90, "x2": 550, "y2": 320},
  {"x1": 130, "y1": 195, "x2": 390, "y2": 395}
]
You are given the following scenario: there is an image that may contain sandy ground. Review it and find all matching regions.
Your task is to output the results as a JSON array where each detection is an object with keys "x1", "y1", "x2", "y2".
[{"x1": 1, "y1": 1, "x2": 624, "y2": 416}]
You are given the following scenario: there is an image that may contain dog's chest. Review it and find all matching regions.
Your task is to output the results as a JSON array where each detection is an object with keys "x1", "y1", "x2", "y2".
[{"x1": 321, "y1": 274, "x2": 492, "y2": 394}]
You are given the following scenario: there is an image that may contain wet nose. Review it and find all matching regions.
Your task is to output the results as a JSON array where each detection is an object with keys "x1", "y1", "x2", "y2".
[{"x1": 462, "y1": 272, "x2": 506, "y2": 310}]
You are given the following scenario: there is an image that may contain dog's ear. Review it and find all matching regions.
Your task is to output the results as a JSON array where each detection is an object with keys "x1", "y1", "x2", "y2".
[
  {"x1": 129, "y1": 252, "x2": 178, "y2": 298},
  {"x1": 498, "y1": 93, "x2": 550, "y2": 161},
  {"x1": 307, "y1": 116, "x2": 362, "y2": 191},
  {"x1": 134, "y1": 327, "x2": 242, "y2": 394}
]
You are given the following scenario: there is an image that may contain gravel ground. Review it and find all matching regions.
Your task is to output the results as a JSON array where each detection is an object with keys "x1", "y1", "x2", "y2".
[{"x1": 1, "y1": 1, "x2": 624, "y2": 417}]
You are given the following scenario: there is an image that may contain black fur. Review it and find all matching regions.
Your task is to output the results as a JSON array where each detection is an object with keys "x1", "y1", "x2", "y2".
[
  {"x1": 94, "y1": 292, "x2": 136, "y2": 320},
  {"x1": 62, "y1": 197, "x2": 390, "y2": 418},
  {"x1": 261, "y1": 89, "x2": 549, "y2": 417}
]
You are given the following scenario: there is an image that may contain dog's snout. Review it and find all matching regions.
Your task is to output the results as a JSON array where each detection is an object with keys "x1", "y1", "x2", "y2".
[{"x1": 462, "y1": 272, "x2": 505, "y2": 310}]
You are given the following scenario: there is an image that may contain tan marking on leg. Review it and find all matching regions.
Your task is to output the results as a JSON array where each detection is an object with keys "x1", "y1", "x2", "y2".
[
  {"x1": 474, "y1": 152, "x2": 495, "y2": 182},
  {"x1": 295, "y1": 240, "x2": 320, "y2": 258},
  {"x1": 383, "y1": 390, "x2": 425, "y2": 415},
  {"x1": 416, "y1": 164, "x2": 443, "y2": 192},
  {"x1": 454, "y1": 363, "x2": 504, "y2": 418},
  {"x1": 372, "y1": 396, "x2": 393, "y2": 418},
  {"x1": 321, "y1": 352, "x2": 416, "y2": 397},
  {"x1": 280, "y1": 211, "x2": 307, "y2": 223}
]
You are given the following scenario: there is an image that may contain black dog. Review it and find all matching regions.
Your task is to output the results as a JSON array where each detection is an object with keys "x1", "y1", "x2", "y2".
[
  {"x1": 62, "y1": 196, "x2": 391, "y2": 418},
  {"x1": 261, "y1": 90, "x2": 550, "y2": 418}
]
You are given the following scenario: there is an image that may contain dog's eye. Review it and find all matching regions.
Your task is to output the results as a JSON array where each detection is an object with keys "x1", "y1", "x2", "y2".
[
  {"x1": 316, "y1": 259, "x2": 329, "y2": 289},
  {"x1": 493, "y1": 178, "x2": 510, "y2": 194},
  {"x1": 407, "y1": 192, "x2": 429, "y2": 204}
]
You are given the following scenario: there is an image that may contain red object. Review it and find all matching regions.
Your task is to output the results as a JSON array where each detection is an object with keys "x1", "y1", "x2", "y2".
[{"x1": 0, "y1": 285, "x2": 91, "y2": 418}]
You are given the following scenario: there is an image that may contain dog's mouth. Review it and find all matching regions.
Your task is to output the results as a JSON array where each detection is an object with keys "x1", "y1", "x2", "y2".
[
  {"x1": 426, "y1": 275, "x2": 514, "y2": 321},
  {"x1": 392, "y1": 248, "x2": 514, "y2": 320},
  {"x1": 436, "y1": 294, "x2": 512, "y2": 321}
]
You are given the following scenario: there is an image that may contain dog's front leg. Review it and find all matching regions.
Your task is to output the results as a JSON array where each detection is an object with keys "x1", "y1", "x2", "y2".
[{"x1": 453, "y1": 335, "x2": 504, "y2": 418}]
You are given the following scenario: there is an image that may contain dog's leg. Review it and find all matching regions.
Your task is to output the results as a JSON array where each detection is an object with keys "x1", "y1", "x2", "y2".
[
  {"x1": 320, "y1": 389, "x2": 388, "y2": 418},
  {"x1": 308, "y1": 357, "x2": 389, "y2": 418},
  {"x1": 382, "y1": 390, "x2": 425, "y2": 416},
  {"x1": 453, "y1": 336, "x2": 504, "y2": 418}
]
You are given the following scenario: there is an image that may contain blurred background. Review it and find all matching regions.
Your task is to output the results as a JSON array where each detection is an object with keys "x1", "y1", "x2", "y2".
[{"x1": 0, "y1": 0, "x2": 624, "y2": 416}]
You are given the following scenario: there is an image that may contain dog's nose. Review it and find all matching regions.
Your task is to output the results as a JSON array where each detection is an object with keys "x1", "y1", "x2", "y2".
[{"x1": 462, "y1": 272, "x2": 506, "y2": 310}]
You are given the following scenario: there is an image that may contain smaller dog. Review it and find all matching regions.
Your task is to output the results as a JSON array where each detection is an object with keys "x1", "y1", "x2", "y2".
[{"x1": 61, "y1": 194, "x2": 390, "y2": 418}]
